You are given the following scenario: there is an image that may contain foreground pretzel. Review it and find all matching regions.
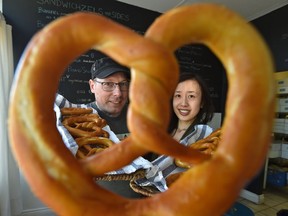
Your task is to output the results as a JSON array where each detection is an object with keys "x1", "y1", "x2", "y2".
[{"x1": 8, "y1": 3, "x2": 274, "y2": 216}]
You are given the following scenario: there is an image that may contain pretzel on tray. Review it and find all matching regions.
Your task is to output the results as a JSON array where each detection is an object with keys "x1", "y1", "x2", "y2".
[
  {"x1": 60, "y1": 107, "x2": 94, "y2": 116},
  {"x1": 175, "y1": 128, "x2": 221, "y2": 169},
  {"x1": 61, "y1": 107, "x2": 111, "y2": 158}
]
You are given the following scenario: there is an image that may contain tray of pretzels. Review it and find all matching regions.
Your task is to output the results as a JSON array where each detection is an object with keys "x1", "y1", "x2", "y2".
[{"x1": 60, "y1": 107, "x2": 115, "y2": 159}]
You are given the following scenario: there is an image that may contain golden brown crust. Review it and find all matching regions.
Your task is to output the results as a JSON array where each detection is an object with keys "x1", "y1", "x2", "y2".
[
  {"x1": 75, "y1": 137, "x2": 114, "y2": 148},
  {"x1": 64, "y1": 124, "x2": 107, "y2": 138},
  {"x1": 61, "y1": 108, "x2": 111, "y2": 157},
  {"x1": 75, "y1": 137, "x2": 114, "y2": 159},
  {"x1": 60, "y1": 107, "x2": 93, "y2": 116},
  {"x1": 62, "y1": 113, "x2": 107, "y2": 128},
  {"x1": 166, "y1": 172, "x2": 184, "y2": 188},
  {"x1": 8, "y1": 3, "x2": 275, "y2": 216},
  {"x1": 174, "y1": 128, "x2": 221, "y2": 168}
]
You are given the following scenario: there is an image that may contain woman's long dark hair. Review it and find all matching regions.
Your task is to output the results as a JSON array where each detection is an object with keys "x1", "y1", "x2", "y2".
[{"x1": 168, "y1": 72, "x2": 214, "y2": 133}]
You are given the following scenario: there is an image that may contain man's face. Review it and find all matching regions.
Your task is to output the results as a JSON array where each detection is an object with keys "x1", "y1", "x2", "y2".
[{"x1": 89, "y1": 72, "x2": 129, "y2": 117}]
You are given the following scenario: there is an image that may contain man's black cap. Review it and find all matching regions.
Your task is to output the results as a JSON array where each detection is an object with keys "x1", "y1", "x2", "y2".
[{"x1": 91, "y1": 57, "x2": 130, "y2": 79}]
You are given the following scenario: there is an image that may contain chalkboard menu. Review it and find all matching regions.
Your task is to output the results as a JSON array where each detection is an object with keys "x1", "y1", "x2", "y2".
[
  {"x1": 3, "y1": 0, "x2": 161, "y2": 103},
  {"x1": 3, "y1": 0, "x2": 226, "y2": 112},
  {"x1": 176, "y1": 44, "x2": 226, "y2": 113}
]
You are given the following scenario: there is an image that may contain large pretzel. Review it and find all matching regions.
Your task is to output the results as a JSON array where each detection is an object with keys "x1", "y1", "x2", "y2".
[{"x1": 8, "y1": 3, "x2": 274, "y2": 216}]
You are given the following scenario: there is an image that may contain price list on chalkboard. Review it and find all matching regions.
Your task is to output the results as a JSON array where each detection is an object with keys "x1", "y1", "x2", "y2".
[
  {"x1": 4, "y1": 0, "x2": 161, "y2": 103},
  {"x1": 4, "y1": 0, "x2": 227, "y2": 112},
  {"x1": 36, "y1": 0, "x2": 160, "y2": 103}
]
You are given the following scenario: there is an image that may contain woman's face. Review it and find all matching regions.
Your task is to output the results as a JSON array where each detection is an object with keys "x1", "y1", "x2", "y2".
[{"x1": 173, "y1": 79, "x2": 202, "y2": 123}]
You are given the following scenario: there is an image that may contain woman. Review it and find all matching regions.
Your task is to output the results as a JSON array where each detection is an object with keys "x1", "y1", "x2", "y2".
[
  {"x1": 169, "y1": 72, "x2": 214, "y2": 143},
  {"x1": 135, "y1": 72, "x2": 215, "y2": 193}
]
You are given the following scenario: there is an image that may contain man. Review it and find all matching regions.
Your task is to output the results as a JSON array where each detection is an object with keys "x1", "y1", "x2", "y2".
[
  {"x1": 54, "y1": 57, "x2": 130, "y2": 152},
  {"x1": 55, "y1": 57, "x2": 152, "y2": 198},
  {"x1": 87, "y1": 57, "x2": 155, "y2": 161},
  {"x1": 87, "y1": 57, "x2": 130, "y2": 140},
  {"x1": 87, "y1": 58, "x2": 147, "y2": 198}
]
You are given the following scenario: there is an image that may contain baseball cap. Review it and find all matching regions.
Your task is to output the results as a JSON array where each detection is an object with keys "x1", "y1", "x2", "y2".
[{"x1": 91, "y1": 57, "x2": 130, "y2": 79}]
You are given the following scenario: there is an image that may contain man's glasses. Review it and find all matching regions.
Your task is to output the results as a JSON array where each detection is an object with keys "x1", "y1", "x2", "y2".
[{"x1": 95, "y1": 80, "x2": 130, "y2": 92}]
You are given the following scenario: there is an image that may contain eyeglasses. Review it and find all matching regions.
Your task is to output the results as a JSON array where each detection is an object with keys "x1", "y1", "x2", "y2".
[{"x1": 95, "y1": 80, "x2": 130, "y2": 92}]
